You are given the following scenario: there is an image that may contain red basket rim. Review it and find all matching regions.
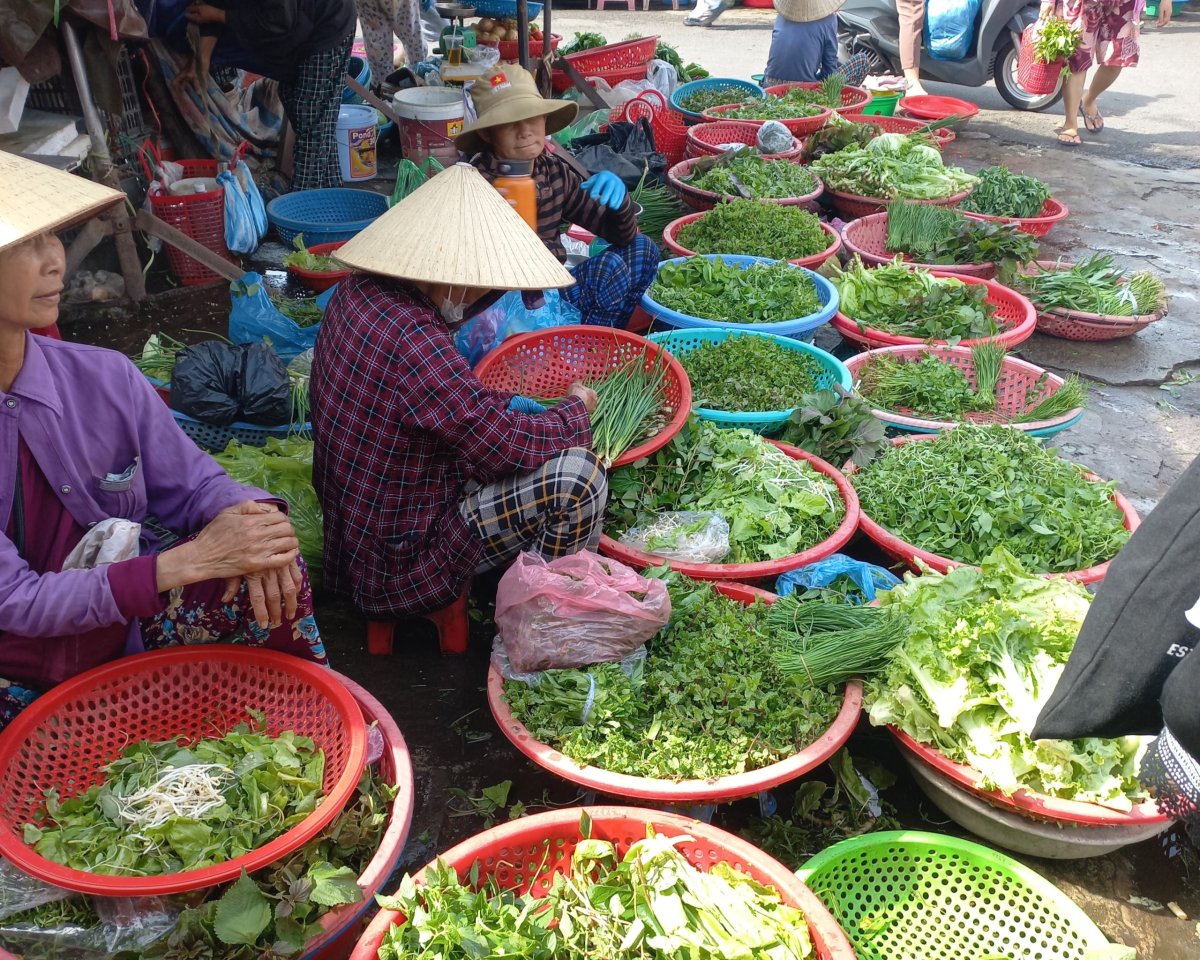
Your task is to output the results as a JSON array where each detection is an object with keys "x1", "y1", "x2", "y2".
[
  {"x1": 599, "y1": 442, "x2": 860, "y2": 580},
  {"x1": 563, "y1": 34, "x2": 659, "y2": 68},
  {"x1": 762, "y1": 81, "x2": 872, "y2": 114},
  {"x1": 830, "y1": 270, "x2": 1037, "y2": 349},
  {"x1": 0, "y1": 647, "x2": 368, "y2": 896},
  {"x1": 826, "y1": 185, "x2": 972, "y2": 209},
  {"x1": 287, "y1": 239, "x2": 353, "y2": 286},
  {"x1": 349, "y1": 806, "x2": 858, "y2": 960},
  {"x1": 846, "y1": 434, "x2": 1141, "y2": 585},
  {"x1": 960, "y1": 196, "x2": 1069, "y2": 229},
  {"x1": 667, "y1": 156, "x2": 824, "y2": 208},
  {"x1": 663, "y1": 212, "x2": 842, "y2": 269},
  {"x1": 838, "y1": 112, "x2": 956, "y2": 147},
  {"x1": 839, "y1": 212, "x2": 995, "y2": 277},
  {"x1": 473, "y1": 325, "x2": 693, "y2": 469},
  {"x1": 888, "y1": 728, "x2": 1169, "y2": 827},
  {"x1": 896, "y1": 94, "x2": 980, "y2": 121},
  {"x1": 701, "y1": 102, "x2": 834, "y2": 135},
  {"x1": 685, "y1": 120, "x2": 804, "y2": 159}
]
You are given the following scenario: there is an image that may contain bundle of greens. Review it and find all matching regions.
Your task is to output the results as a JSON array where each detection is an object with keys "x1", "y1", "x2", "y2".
[
  {"x1": 131, "y1": 332, "x2": 188, "y2": 382},
  {"x1": 677, "y1": 334, "x2": 825, "y2": 412},
  {"x1": 632, "y1": 170, "x2": 686, "y2": 244},
  {"x1": 959, "y1": 166, "x2": 1051, "y2": 219},
  {"x1": 271, "y1": 295, "x2": 323, "y2": 328},
  {"x1": 722, "y1": 98, "x2": 825, "y2": 121},
  {"x1": 1018, "y1": 254, "x2": 1168, "y2": 317},
  {"x1": 852, "y1": 425, "x2": 1131, "y2": 572},
  {"x1": 607, "y1": 421, "x2": 844, "y2": 564},
  {"x1": 810, "y1": 134, "x2": 977, "y2": 200},
  {"x1": 678, "y1": 86, "x2": 757, "y2": 114},
  {"x1": 1031, "y1": 17, "x2": 1083, "y2": 65},
  {"x1": 870, "y1": 548, "x2": 1149, "y2": 807},
  {"x1": 687, "y1": 151, "x2": 820, "y2": 200},
  {"x1": 504, "y1": 570, "x2": 844, "y2": 779},
  {"x1": 585, "y1": 353, "x2": 671, "y2": 466},
  {"x1": 677, "y1": 200, "x2": 830, "y2": 260},
  {"x1": 651, "y1": 257, "x2": 824, "y2": 325},
  {"x1": 767, "y1": 599, "x2": 906, "y2": 686},
  {"x1": 559, "y1": 31, "x2": 607, "y2": 54},
  {"x1": 833, "y1": 258, "x2": 998, "y2": 342},
  {"x1": 377, "y1": 826, "x2": 815, "y2": 959},
  {"x1": 884, "y1": 200, "x2": 1039, "y2": 277},
  {"x1": 281, "y1": 234, "x2": 342, "y2": 273},
  {"x1": 778, "y1": 389, "x2": 890, "y2": 469},
  {"x1": 774, "y1": 74, "x2": 845, "y2": 107}
]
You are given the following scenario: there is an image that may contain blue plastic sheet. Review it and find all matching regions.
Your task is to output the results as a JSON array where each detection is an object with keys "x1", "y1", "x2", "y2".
[
  {"x1": 925, "y1": 0, "x2": 982, "y2": 61},
  {"x1": 228, "y1": 273, "x2": 332, "y2": 364},
  {"x1": 775, "y1": 553, "x2": 901, "y2": 604}
]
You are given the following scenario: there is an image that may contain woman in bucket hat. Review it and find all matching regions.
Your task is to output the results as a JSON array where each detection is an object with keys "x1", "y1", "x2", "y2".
[
  {"x1": 0, "y1": 154, "x2": 327, "y2": 731},
  {"x1": 458, "y1": 66, "x2": 659, "y2": 330},
  {"x1": 764, "y1": 0, "x2": 872, "y2": 87},
  {"x1": 311, "y1": 163, "x2": 608, "y2": 623}
]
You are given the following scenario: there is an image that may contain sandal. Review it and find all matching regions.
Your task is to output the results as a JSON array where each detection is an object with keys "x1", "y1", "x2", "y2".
[
  {"x1": 1057, "y1": 132, "x2": 1082, "y2": 145},
  {"x1": 1083, "y1": 111, "x2": 1105, "y2": 133}
]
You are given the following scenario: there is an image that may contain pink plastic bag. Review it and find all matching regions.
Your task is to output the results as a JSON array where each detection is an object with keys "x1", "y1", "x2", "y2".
[{"x1": 495, "y1": 551, "x2": 672, "y2": 674}]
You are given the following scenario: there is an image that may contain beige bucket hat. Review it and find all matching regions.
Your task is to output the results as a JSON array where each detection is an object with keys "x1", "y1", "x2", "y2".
[
  {"x1": 773, "y1": 0, "x2": 844, "y2": 23},
  {"x1": 456, "y1": 66, "x2": 578, "y2": 156},
  {"x1": 334, "y1": 162, "x2": 575, "y2": 290},
  {"x1": 0, "y1": 152, "x2": 124, "y2": 253}
]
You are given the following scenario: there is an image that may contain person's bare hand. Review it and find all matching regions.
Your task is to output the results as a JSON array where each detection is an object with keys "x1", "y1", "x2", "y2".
[
  {"x1": 567, "y1": 381, "x2": 598, "y2": 414},
  {"x1": 1157, "y1": 2, "x2": 1171, "y2": 25},
  {"x1": 242, "y1": 561, "x2": 302, "y2": 629},
  {"x1": 185, "y1": 3, "x2": 225, "y2": 24},
  {"x1": 194, "y1": 501, "x2": 299, "y2": 580}
]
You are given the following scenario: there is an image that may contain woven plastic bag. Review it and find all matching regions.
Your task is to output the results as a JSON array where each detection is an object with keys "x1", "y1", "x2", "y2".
[{"x1": 495, "y1": 551, "x2": 671, "y2": 674}]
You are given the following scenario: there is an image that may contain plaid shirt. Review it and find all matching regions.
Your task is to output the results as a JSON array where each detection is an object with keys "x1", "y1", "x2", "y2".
[
  {"x1": 473, "y1": 151, "x2": 638, "y2": 262},
  {"x1": 310, "y1": 274, "x2": 592, "y2": 616}
]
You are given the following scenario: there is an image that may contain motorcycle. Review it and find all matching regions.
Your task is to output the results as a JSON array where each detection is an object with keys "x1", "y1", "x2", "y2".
[{"x1": 838, "y1": 0, "x2": 1063, "y2": 110}]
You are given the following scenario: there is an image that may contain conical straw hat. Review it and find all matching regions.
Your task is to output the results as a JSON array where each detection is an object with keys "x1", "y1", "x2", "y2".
[
  {"x1": 334, "y1": 162, "x2": 575, "y2": 290},
  {"x1": 0, "y1": 152, "x2": 124, "y2": 253}
]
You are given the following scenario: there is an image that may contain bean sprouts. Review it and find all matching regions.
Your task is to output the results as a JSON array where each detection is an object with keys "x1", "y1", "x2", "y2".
[{"x1": 113, "y1": 763, "x2": 234, "y2": 830}]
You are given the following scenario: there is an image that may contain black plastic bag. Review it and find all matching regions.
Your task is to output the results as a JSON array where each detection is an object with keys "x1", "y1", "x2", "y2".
[
  {"x1": 170, "y1": 342, "x2": 291, "y2": 427},
  {"x1": 570, "y1": 119, "x2": 665, "y2": 189}
]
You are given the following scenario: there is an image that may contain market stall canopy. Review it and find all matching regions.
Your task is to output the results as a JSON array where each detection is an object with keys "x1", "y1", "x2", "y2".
[{"x1": 0, "y1": 150, "x2": 123, "y2": 252}]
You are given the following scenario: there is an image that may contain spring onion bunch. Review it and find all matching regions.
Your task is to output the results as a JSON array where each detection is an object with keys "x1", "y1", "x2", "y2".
[
  {"x1": 767, "y1": 598, "x2": 906, "y2": 686},
  {"x1": 586, "y1": 351, "x2": 671, "y2": 466}
]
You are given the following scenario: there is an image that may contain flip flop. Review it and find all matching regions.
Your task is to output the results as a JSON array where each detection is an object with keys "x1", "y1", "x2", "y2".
[
  {"x1": 1083, "y1": 112, "x2": 1105, "y2": 133},
  {"x1": 1057, "y1": 132, "x2": 1082, "y2": 146}
]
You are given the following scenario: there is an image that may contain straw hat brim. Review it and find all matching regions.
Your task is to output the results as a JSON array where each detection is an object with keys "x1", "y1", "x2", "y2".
[
  {"x1": 0, "y1": 152, "x2": 124, "y2": 254},
  {"x1": 456, "y1": 95, "x2": 578, "y2": 156},
  {"x1": 773, "y1": 0, "x2": 844, "y2": 23}
]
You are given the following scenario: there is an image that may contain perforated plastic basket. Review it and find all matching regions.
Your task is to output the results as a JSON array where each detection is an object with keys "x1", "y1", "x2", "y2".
[
  {"x1": 649, "y1": 329, "x2": 851, "y2": 434},
  {"x1": 663, "y1": 212, "x2": 842, "y2": 270},
  {"x1": 149, "y1": 159, "x2": 235, "y2": 286},
  {"x1": 685, "y1": 119, "x2": 803, "y2": 160},
  {"x1": 825, "y1": 186, "x2": 971, "y2": 221},
  {"x1": 838, "y1": 112, "x2": 956, "y2": 149},
  {"x1": 667, "y1": 156, "x2": 823, "y2": 212},
  {"x1": 1020, "y1": 260, "x2": 1168, "y2": 340},
  {"x1": 960, "y1": 196, "x2": 1069, "y2": 238},
  {"x1": 702, "y1": 101, "x2": 834, "y2": 137},
  {"x1": 351, "y1": 807, "x2": 858, "y2": 960},
  {"x1": 267, "y1": 188, "x2": 389, "y2": 245},
  {"x1": 840, "y1": 212, "x2": 996, "y2": 278},
  {"x1": 0, "y1": 647, "x2": 368, "y2": 896},
  {"x1": 172, "y1": 410, "x2": 310, "y2": 452},
  {"x1": 670, "y1": 77, "x2": 766, "y2": 123},
  {"x1": 797, "y1": 831, "x2": 1124, "y2": 960},
  {"x1": 763, "y1": 81, "x2": 871, "y2": 114}
]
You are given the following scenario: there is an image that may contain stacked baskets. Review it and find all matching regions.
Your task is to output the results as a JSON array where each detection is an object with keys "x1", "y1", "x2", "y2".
[{"x1": 550, "y1": 36, "x2": 659, "y2": 93}]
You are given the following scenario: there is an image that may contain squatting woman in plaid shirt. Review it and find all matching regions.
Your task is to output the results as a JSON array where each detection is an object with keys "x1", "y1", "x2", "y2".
[{"x1": 310, "y1": 163, "x2": 608, "y2": 621}]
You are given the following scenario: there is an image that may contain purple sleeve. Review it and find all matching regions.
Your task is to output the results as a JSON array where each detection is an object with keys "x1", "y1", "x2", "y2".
[
  {"x1": 0, "y1": 537, "x2": 126, "y2": 636},
  {"x1": 106, "y1": 555, "x2": 165, "y2": 620}
]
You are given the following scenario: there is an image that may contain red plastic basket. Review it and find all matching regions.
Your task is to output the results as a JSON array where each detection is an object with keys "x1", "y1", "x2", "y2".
[
  {"x1": 663, "y1": 211, "x2": 842, "y2": 270},
  {"x1": 286, "y1": 239, "x2": 352, "y2": 292},
  {"x1": 896, "y1": 94, "x2": 980, "y2": 122},
  {"x1": 841, "y1": 212, "x2": 996, "y2": 279},
  {"x1": 1020, "y1": 260, "x2": 1168, "y2": 340},
  {"x1": 600, "y1": 442, "x2": 860, "y2": 582},
  {"x1": 847, "y1": 434, "x2": 1141, "y2": 585},
  {"x1": 551, "y1": 61, "x2": 649, "y2": 93},
  {"x1": 837, "y1": 112, "x2": 956, "y2": 149},
  {"x1": 960, "y1": 196, "x2": 1069, "y2": 238},
  {"x1": 0, "y1": 647, "x2": 368, "y2": 896},
  {"x1": 497, "y1": 32, "x2": 562, "y2": 62},
  {"x1": 667, "y1": 156, "x2": 824, "y2": 212},
  {"x1": 825, "y1": 187, "x2": 971, "y2": 221},
  {"x1": 349, "y1": 807, "x2": 859, "y2": 960},
  {"x1": 564, "y1": 35, "x2": 658, "y2": 73},
  {"x1": 1016, "y1": 25, "x2": 1066, "y2": 96},
  {"x1": 831, "y1": 271, "x2": 1037, "y2": 350},
  {"x1": 149, "y1": 159, "x2": 236, "y2": 286},
  {"x1": 473, "y1": 325, "x2": 692, "y2": 469},
  {"x1": 764, "y1": 81, "x2": 872, "y2": 114},
  {"x1": 701, "y1": 102, "x2": 834, "y2": 137},
  {"x1": 616, "y1": 90, "x2": 689, "y2": 165},
  {"x1": 489, "y1": 581, "x2": 863, "y2": 802},
  {"x1": 685, "y1": 119, "x2": 804, "y2": 160}
]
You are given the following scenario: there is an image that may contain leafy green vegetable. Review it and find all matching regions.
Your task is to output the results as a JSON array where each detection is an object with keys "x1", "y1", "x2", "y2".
[
  {"x1": 870, "y1": 548, "x2": 1149, "y2": 808},
  {"x1": 885, "y1": 200, "x2": 1039, "y2": 279},
  {"x1": 688, "y1": 151, "x2": 820, "y2": 200},
  {"x1": 131, "y1": 332, "x2": 189, "y2": 382},
  {"x1": 677, "y1": 200, "x2": 830, "y2": 260},
  {"x1": 678, "y1": 87, "x2": 756, "y2": 113},
  {"x1": 767, "y1": 599, "x2": 906, "y2": 686},
  {"x1": 585, "y1": 352, "x2": 670, "y2": 466},
  {"x1": 281, "y1": 234, "x2": 343, "y2": 273},
  {"x1": 272, "y1": 296, "x2": 324, "y2": 328},
  {"x1": 722, "y1": 96, "x2": 825, "y2": 121},
  {"x1": 650, "y1": 256, "x2": 824, "y2": 325},
  {"x1": 559, "y1": 31, "x2": 607, "y2": 54},
  {"x1": 778, "y1": 389, "x2": 889, "y2": 469},
  {"x1": 1031, "y1": 17, "x2": 1083, "y2": 65},
  {"x1": 858, "y1": 352, "x2": 980, "y2": 418},
  {"x1": 959, "y1": 166, "x2": 1051, "y2": 219},
  {"x1": 632, "y1": 170, "x2": 686, "y2": 244},
  {"x1": 676, "y1": 333, "x2": 825, "y2": 412},
  {"x1": 851, "y1": 425, "x2": 1131, "y2": 572},
  {"x1": 811, "y1": 134, "x2": 977, "y2": 200},
  {"x1": 1017, "y1": 255, "x2": 1167, "y2": 317}
]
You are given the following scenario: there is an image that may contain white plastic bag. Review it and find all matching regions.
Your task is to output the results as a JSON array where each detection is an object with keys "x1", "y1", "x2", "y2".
[
  {"x1": 618, "y1": 511, "x2": 731, "y2": 564},
  {"x1": 646, "y1": 59, "x2": 678, "y2": 98}
]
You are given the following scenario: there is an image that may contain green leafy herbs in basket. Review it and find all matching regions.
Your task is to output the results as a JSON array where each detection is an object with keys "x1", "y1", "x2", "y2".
[
  {"x1": 870, "y1": 547, "x2": 1149, "y2": 807},
  {"x1": 687, "y1": 151, "x2": 820, "y2": 200},
  {"x1": 851, "y1": 424, "x2": 1131, "y2": 572},
  {"x1": 958, "y1": 166, "x2": 1051, "y2": 220},
  {"x1": 810, "y1": 134, "x2": 977, "y2": 200},
  {"x1": 504, "y1": 570, "x2": 844, "y2": 780},
  {"x1": 778, "y1": 389, "x2": 889, "y2": 470},
  {"x1": 608, "y1": 420, "x2": 844, "y2": 565},
  {"x1": 281, "y1": 233, "x2": 343, "y2": 273},
  {"x1": 1018, "y1": 254, "x2": 1168, "y2": 317},
  {"x1": 885, "y1": 201, "x2": 1039, "y2": 279},
  {"x1": 584, "y1": 352, "x2": 671, "y2": 467},
  {"x1": 676, "y1": 334, "x2": 825, "y2": 412},
  {"x1": 1031, "y1": 16, "x2": 1083, "y2": 65},
  {"x1": 722, "y1": 97, "x2": 826, "y2": 122},
  {"x1": 833, "y1": 258, "x2": 998, "y2": 343},
  {"x1": 651, "y1": 257, "x2": 824, "y2": 325},
  {"x1": 771, "y1": 74, "x2": 847, "y2": 109},
  {"x1": 632, "y1": 170, "x2": 686, "y2": 244},
  {"x1": 678, "y1": 86, "x2": 757, "y2": 114},
  {"x1": 677, "y1": 200, "x2": 830, "y2": 261},
  {"x1": 558, "y1": 31, "x2": 607, "y2": 55}
]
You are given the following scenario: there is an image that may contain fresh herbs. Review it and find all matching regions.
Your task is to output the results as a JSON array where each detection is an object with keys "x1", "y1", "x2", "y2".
[
  {"x1": 858, "y1": 352, "x2": 979, "y2": 418},
  {"x1": 884, "y1": 201, "x2": 1039, "y2": 277},
  {"x1": 650, "y1": 257, "x2": 824, "y2": 325},
  {"x1": 632, "y1": 170, "x2": 686, "y2": 244},
  {"x1": 778, "y1": 389, "x2": 890, "y2": 469},
  {"x1": 852, "y1": 425, "x2": 1131, "y2": 572},
  {"x1": 679, "y1": 87, "x2": 757, "y2": 113},
  {"x1": 677, "y1": 200, "x2": 830, "y2": 260},
  {"x1": 131, "y1": 332, "x2": 189, "y2": 382},
  {"x1": 723, "y1": 97, "x2": 825, "y2": 121},
  {"x1": 559, "y1": 31, "x2": 607, "y2": 54},
  {"x1": 272, "y1": 295, "x2": 324, "y2": 328},
  {"x1": 586, "y1": 353, "x2": 671, "y2": 466},
  {"x1": 1018, "y1": 255, "x2": 1168, "y2": 317},
  {"x1": 688, "y1": 152, "x2": 820, "y2": 200},
  {"x1": 767, "y1": 599, "x2": 906, "y2": 686},
  {"x1": 1031, "y1": 17, "x2": 1083, "y2": 65},
  {"x1": 281, "y1": 234, "x2": 342, "y2": 273},
  {"x1": 959, "y1": 166, "x2": 1051, "y2": 219},
  {"x1": 810, "y1": 134, "x2": 977, "y2": 200},
  {"x1": 675, "y1": 334, "x2": 825, "y2": 412}
]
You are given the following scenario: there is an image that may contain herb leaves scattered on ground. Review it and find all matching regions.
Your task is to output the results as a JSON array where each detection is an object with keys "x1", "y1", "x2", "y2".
[
  {"x1": 676, "y1": 333, "x2": 825, "y2": 412},
  {"x1": 651, "y1": 256, "x2": 824, "y2": 325},
  {"x1": 677, "y1": 200, "x2": 830, "y2": 260}
]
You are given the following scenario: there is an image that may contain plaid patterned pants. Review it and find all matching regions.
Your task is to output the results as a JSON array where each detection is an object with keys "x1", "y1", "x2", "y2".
[
  {"x1": 564, "y1": 233, "x2": 660, "y2": 329},
  {"x1": 460, "y1": 448, "x2": 609, "y2": 573},
  {"x1": 280, "y1": 36, "x2": 354, "y2": 191}
]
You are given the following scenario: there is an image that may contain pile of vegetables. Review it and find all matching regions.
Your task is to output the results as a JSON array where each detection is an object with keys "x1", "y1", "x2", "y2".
[
  {"x1": 851, "y1": 425, "x2": 1131, "y2": 572},
  {"x1": 654, "y1": 40, "x2": 707, "y2": 82},
  {"x1": 833, "y1": 258, "x2": 998, "y2": 342},
  {"x1": 959, "y1": 166, "x2": 1051, "y2": 219},
  {"x1": 470, "y1": 16, "x2": 538, "y2": 43},
  {"x1": 778, "y1": 389, "x2": 890, "y2": 469},
  {"x1": 559, "y1": 31, "x2": 607, "y2": 54},
  {"x1": 607, "y1": 421, "x2": 845, "y2": 565},
  {"x1": 1031, "y1": 16, "x2": 1083, "y2": 65},
  {"x1": 632, "y1": 169, "x2": 686, "y2": 244},
  {"x1": 505, "y1": 570, "x2": 844, "y2": 779},
  {"x1": 767, "y1": 598, "x2": 906, "y2": 686},
  {"x1": 676, "y1": 334, "x2": 826, "y2": 412},
  {"x1": 132, "y1": 331, "x2": 188, "y2": 382},
  {"x1": 582, "y1": 353, "x2": 671, "y2": 466},
  {"x1": 800, "y1": 114, "x2": 953, "y2": 164},
  {"x1": 1019, "y1": 254, "x2": 1168, "y2": 317},
  {"x1": 870, "y1": 548, "x2": 1149, "y2": 808},
  {"x1": 678, "y1": 86, "x2": 758, "y2": 114},
  {"x1": 281, "y1": 234, "x2": 342, "y2": 273},
  {"x1": 687, "y1": 151, "x2": 820, "y2": 200},
  {"x1": 768, "y1": 74, "x2": 846, "y2": 109},
  {"x1": 676, "y1": 200, "x2": 831, "y2": 260},
  {"x1": 377, "y1": 824, "x2": 815, "y2": 959},
  {"x1": 885, "y1": 200, "x2": 1039, "y2": 277},
  {"x1": 722, "y1": 97, "x2": 825, "y2": 121},
  {"x1": 810, "y1": 134, "x2": 977, "y2": 200},
  {"x1": 650, "y1": 257, "x2": 825, "y2": 325}
]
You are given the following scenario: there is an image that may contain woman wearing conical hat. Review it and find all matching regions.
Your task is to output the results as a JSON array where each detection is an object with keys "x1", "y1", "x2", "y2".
[
  {"x1": 0, "y1": 154, "x2": 328, "y2": 730},
  {"x1": 310, "y1": 163, "x2": 607, "y2": 623}
]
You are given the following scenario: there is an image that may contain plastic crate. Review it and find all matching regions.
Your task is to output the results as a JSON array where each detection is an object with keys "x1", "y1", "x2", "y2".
[
  {"x1": 841, "y1": 212, "x2": 996, "y2": 278},
  {"x1": 267, "y1": 188, "x2": 389, "y2": 245},
  {"x1": 172, "y1": 410, "x2": 310, "y2": 452}
]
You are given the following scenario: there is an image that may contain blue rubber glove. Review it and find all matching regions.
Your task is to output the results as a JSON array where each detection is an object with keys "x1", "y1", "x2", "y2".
[
  {"x1": 507, "y1": 394, "x2": 547, "y2": 414},
  {"x1": 580, "y1": 171, "x2": 627, "y2": 210}
]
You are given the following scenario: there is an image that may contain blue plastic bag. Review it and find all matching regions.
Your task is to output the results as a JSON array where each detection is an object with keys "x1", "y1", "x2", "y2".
[
  {"x1": 219, "y1": 170, "x2": 258, "y2": 254},
  {"x1": 924, "y1": 0, "x2": 982, "y2": 61},
  {"x1": 454, "y1": 290, "x2": 582, "y2": 367},
  {"x1": 233, "y1": 160, "x2": 269, "y2": 239},
  {"x1": 228, "y1": 272, "x2": 332, "y2": 363},
  {"x1": 775, "y1": 554, "x2": 901, "y2": 604}
]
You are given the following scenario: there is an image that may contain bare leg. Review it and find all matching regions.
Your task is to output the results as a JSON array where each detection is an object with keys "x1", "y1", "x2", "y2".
[
  {"x1": 897, "y1": 0, "x2": 928, "y2": 96},
  {"x1": 1059, "y1": 67, "x2": 1087, "y2": 142},
  {"x1": 1082, "y1": 65, "x2": 1121, "y2": 131}
]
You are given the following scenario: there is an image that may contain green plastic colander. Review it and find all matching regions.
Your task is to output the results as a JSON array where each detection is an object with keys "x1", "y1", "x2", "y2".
[{"x1": 797, "y1": 831, "x2": 1135, "y2": 960}]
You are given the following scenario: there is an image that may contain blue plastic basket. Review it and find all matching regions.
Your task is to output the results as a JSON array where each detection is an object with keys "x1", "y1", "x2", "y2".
[
  {"x1": 468, "y1": 0, "x2": 543, "y2": 17},
  {"x1": 267, "y1": 188, "x2": 389, "y2": 245},
  {"x1": 671, "y1": 78, "x2": 764, "y2": 123},
  {"x1": 172, "y1": 411, "x2": 311, "y2": 453},
  {"x1": 642, "y1": 255, "x2": 840, "y2": 338},
  {"x1": 342, "y1": 56, "x2": 371, "y2": 103},
  {"x1": 650, "y1": 329, "x2": 851, "y2": 434}
]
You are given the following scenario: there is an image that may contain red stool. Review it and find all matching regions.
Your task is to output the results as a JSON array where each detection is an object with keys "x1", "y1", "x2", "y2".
[{"x1": 367, "y1": 592, "x2": 469, "y2": 655}]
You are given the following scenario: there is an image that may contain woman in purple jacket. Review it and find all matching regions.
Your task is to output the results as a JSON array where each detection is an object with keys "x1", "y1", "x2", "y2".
[{"x1": 0, "y1": 153, "x2": 326, "y2": 730}]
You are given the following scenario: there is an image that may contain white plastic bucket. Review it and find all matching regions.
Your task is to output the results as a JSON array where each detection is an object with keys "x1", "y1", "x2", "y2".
[
  {"x1": 393, "y1": 87, "x2": 464, "y2": 168},
  {"x1": 336, "y1": 104, "x2": 378, "y2": 181}
]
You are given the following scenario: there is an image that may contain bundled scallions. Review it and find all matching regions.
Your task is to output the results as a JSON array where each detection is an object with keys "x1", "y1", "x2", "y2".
[
  {"x1": 969, "y1": 342, "x2": 1005, "y2": 410},
  {"x1": 767, "y1": 598, "x2": 905, "y2": 686},
  {"x1": 131, "y1": 332, "x2": 189, "y2": 382},
  {"x1": 1019, "y1": 254, "x2": 1168, "y2": 318},
  {"x1": 586, "y1": 351, "x2": 671, "y2": 466}
]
